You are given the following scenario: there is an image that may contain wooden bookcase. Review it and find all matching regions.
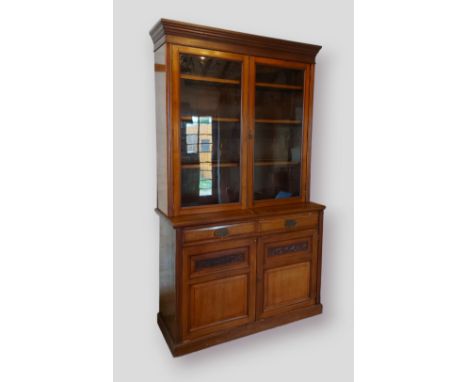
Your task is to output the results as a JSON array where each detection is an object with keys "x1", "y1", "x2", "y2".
[{"x1": 150, "y1": 19, "x2": 325, "y2": 356}]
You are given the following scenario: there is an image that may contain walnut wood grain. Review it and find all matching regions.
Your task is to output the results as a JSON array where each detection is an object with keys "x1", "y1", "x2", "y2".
[
  {"x1": 180, "y1": 73, "x2": 240, "y2": 85},
  {"x1": 150, "y1": 19, "x2": 322, "y2": 63},
  {"x1": 255, "y1": 119, "x2": 302, "y2": 124},
  {"x1": 258, "y1": 212, "x2": 319, "y2": 233},
  {"x1": 189, "y1": 274, "x2": 249, "y2": 331},
  {"x1": 158, "y1": 303, "x2": 323, "y2": 356},
  {"x1": 256, "y1": 82, "x2": 303, "y2": 90},
  {"x1": 181, "y1": 238, "x2": 257, "y2": 340},
  {"x1": 257, "y1": 229, "x2": 319, "y2": 319},
  {"x1": 183, "y1": 222, "x2": 256, "y2": 243},
  {"x1": 264, "y1": 262, "x2": 311, "y2": 309},
  {"x1": 254, "y1": 161, "x2": 300, "y2": 167},
  {"x1": 158, "y1": 203, "x2": 325, "y2": 228}
]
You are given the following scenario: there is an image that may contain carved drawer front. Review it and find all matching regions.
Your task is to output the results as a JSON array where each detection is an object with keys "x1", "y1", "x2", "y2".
[
  {"x1": 264, "y1": 236, "x2": 313, "y2": 267},
  {"x1": 183, "y1": 238, "x2": 256, "y2": 339},
  {"x1": 183, "y1": 222, "x2": 256, "y2": 243},
  {"x1": 258, "y1": 212, "x2": 319, "y2": 233}
]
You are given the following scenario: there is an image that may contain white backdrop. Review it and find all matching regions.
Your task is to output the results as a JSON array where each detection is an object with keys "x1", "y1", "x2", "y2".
[{"x1": 114, "y1": 1, "x2": 353, "y2": 381}]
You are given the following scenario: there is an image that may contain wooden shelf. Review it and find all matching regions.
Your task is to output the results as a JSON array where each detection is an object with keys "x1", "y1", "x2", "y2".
[
  {"x1": 181, "y1": 117, "x2": 300, "y2": 124},
  {"x1": 182, "y1": 162, "x2": 240, "y2": 169},
  {"x1": 256, "y1": 82, "x2": 303, "y2": 90},
  {"x1": 255, "y1": 161, "x2": 300, "y2": 167},
  {"x1": 180, "y1": 74, "x2": 240, "y2": 85},
  {"x1": 181, "y1": 116, "x2": 240, "y2": 123},
  {"x1": 255, "y1": 119, "x2": 302, "y2": 124}
]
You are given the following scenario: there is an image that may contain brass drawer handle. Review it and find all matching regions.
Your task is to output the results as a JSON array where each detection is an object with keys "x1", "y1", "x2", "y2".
[
  {"x1": 284, "y1": 219, "x2": 297, "y2": 228},
  {"x1": 214, "y1": 227, "x2": 229, "y2": 237}
]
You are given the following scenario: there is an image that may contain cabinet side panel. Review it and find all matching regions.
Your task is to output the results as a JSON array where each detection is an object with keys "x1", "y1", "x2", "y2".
[
  {"x1": 159, "y1": 215, "x2": 177, "y2": 338},
  {"x1": 154, "y1": 44, "x2": 168, "y2": 214}
]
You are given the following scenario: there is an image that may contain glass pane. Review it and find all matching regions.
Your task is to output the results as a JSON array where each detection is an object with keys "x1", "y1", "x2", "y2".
[
  {"x1": 179, "y1": 54, "x2": 242, "y2": 207},
  {"x1": 255, "y1": 87, "x2": 303, "y2": 120},
  {"x1": 256, "y1": 65, "x2": 303, "y2": 86},
  {"x1": 254, "y1": 165, "x2": 301, "y2": 200},
  {"x1": 181, "y1": 118, "x2": 240, "y2": 164},
  {"x1": 254, "y1": 65, "x2": 304, "y2": 200},
  {"x1": 180, "y1": 81, "x2": 240, "y2": 118},
  {"x1": 180, "y1": 55, "x2": 241, "y2": 80}
]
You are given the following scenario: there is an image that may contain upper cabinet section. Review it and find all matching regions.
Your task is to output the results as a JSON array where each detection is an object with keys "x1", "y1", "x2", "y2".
[{"x1": 151, "y1": 20, "x2": 321, "y2": 217}]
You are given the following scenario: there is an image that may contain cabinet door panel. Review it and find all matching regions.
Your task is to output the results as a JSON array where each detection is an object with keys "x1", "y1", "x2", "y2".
[
  {"x1": 190, "y1": 275, "x2": 248, "y2": 330},
  {"x1": 252, "y1": 59, "x2": 309, "y2": 204},
  {"x1": 257, "y1": 230, "x2": 318, "y2": 318},
  {"x1": 182, "y1": 238, "x2": 256, "y2": 339},
  {"x1": 264, "y1": 262, "x2": 310, "y2": 309}
]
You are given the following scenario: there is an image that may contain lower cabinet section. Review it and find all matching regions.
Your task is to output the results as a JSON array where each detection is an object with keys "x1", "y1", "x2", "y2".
[
  {"x1": 181, "y1": 230, "x2": 319, "y2": 339},
  {"x1": 157, "y1": 208, "x2": 325, "y2": 356}
]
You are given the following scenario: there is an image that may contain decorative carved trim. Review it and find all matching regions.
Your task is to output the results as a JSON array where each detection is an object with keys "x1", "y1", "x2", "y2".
[
  {"x1": 194, "y1": 252, "x2": 245, "y2": 271},
  {"x1": 149, "y1": 19, "x2": 322, "y2": 63},
  {"x1": 267, "y1": 241, "x2": 309, "y2": 257}
]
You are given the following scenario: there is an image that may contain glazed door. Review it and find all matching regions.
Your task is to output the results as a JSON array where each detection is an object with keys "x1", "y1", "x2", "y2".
[
  {"x1": 257, "y1": 230, "x2": 319, "y2": 318},
  {"x1": 171, "y1": 46, "x2": 249, "y2": 215},
  {"x1": 250, "y1": 58, "x2": 311, "y2": 206}
]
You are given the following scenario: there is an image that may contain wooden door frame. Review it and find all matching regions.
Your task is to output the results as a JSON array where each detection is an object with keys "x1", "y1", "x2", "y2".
[
  {"x1": 170, "y1": 44, "x2": 250, "y2": 216},
  {"x1": 248, "y1": 56, "x2": 312, "y2": 208},
  {"x1": 181, "y1": 237, "x2": 257, "y2": 340},
  {"x1": 256, "y1": 229, "x2": 318, "y2": 319}
]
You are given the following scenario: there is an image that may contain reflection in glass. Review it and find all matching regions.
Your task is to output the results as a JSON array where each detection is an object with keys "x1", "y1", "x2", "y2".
[
  {"x1": 184, "y1": 116, "x2": 213, "y2": 197},
  {"x1": 180, "y1": 55, "x2": 241, "y2": 81},
  {"x1": 181, "y1": 116, "x2": 240, "y2": 206},
  {"x1": 179, "y1": 53, "x2": 242, "y2": 207}
]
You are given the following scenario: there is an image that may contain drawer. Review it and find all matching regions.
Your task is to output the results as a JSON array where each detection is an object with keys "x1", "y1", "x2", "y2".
[
  {"x1": 258, "y1": 212, "x2": 319, "y2": 233},
  {"x1": 183, "y1": 222, "x2": 256, "y2": 243}
]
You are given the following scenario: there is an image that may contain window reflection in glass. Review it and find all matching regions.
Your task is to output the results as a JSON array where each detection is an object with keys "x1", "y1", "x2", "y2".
[
  {"x1": 185, "y1": 116, "x2": 213, "y2": 197},
  {"x1": 179, "y1": 53, "x2": 241, "y2": 207}
]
